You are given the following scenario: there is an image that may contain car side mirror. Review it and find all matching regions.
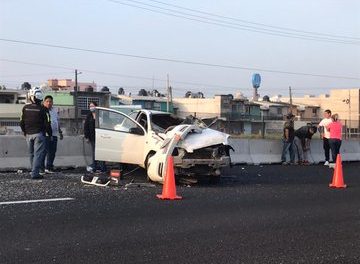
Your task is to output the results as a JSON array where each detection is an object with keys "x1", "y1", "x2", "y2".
[{"x1": 129, "y1": 127, "x2": 144, "y2": 135}]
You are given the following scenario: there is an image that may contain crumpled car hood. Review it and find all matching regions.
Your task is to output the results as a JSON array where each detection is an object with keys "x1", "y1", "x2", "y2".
[{"x1": 164, "y1": 125, "x2": 229, "y2": 153}]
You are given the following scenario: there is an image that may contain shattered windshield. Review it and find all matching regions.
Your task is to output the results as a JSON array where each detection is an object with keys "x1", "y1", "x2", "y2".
[
  {"x1": 151, "y1": 114, "x2": 183, "y2": 132},
  {"x1": 150, "y1": 113, "x2": 208, "y2": 132}
]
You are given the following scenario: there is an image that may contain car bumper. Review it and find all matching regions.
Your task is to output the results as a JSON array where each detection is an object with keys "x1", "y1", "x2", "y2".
[{"x1": 173, "y1": 156, "x2": 231, "y2": 168}]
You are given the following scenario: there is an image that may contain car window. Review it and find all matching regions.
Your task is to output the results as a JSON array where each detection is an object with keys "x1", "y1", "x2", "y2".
[
  {"x1": 98, "y1": 109, "x2": 141, "y2": 133},
  {"x1": 128, "y1": 111, "x2": 139, "y2": 120},
  {"x1": 137, "y1": 113, "x2": 148, "y2": 131},
  {"x1": 151, "y1": 114, "x2": 183, "y2": 131}
]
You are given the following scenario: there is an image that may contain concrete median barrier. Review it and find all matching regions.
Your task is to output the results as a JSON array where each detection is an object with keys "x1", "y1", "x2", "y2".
[
  {"x1": 338, "y1": 140, "x2": 360, "y2": 161},
  {"x1": 249, "y1": 139, "x2": 282, "y2": 164},
  {"x1": 1, "y1": 136, "x2": 359, "y2": 170},
  {"x1": 0, "y1": 136, "x2": 91, "y2": 171},
  {"x1": 308, "y1": 139, "x2": 360, "y2": 164},
  {"x1": 308, "y1": 139, "x2": 324, "y2": 164},
  {"x1": 228, "y1": 138, "x2": 253, "y2": 164}
]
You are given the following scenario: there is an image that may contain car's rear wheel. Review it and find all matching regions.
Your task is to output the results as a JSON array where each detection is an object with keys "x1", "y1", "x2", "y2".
[
  {"x1": 209, "y1": 175, "x2": 221, "y2": 184},
  {"x1": 209, "y1": 169, "x2": 221, "y2": 184}
]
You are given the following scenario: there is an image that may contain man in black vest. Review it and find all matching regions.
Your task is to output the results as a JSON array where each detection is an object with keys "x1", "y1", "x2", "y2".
[{"x1": 20, "y1": 87, "x2": 52, "y2": 179}]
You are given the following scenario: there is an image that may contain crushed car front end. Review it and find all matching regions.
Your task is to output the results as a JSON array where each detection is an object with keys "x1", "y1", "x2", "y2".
[
  {"x1": 172, "y1": 127, "x2": 232, "y2": 177},
  {"x1": 147, "y1": 124, "x2": 233, "y2": 182}
]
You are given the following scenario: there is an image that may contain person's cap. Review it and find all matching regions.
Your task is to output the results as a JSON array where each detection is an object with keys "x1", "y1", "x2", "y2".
[
  {"x1": 310, "y1": 126, "x2": 317, "y2": 132},
  {"x1": 285, "y1": 113, "x2": 295, "y2": 118}
]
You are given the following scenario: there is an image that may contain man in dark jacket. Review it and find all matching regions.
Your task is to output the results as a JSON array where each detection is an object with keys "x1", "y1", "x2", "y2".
[
  {"x1": 294, "y1": 125, "x2": 317, "y2": 164},
  {"x1": 281, "y1": 113, "x2": 295, "y2": 165},
  {"x1": 20, "y1": 87, "x2": 52, "y2": 179},
  {"x1": 84, "y1": 101, "x2": 106, "y2": 173}
]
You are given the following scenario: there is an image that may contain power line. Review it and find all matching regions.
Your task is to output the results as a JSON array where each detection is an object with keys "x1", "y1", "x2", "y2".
[
  {"x1": 0, "y1": 58, "x2": 240, "y2": 90},
  {"x1": 0, "y1": 58, "x2": 74, "y2": 71},
  {"x1": 0, "y1": 71, "x2": 73, "y2": 78},
  {"x1": 105, "y1": 0, "x2": 360, "y2": 45},
  {"x1": 1, "y1": 38, "x2": 359, "y2": 81},
  {"x1": 146, "y1": 0, "x2": 360, "y2": 41}
]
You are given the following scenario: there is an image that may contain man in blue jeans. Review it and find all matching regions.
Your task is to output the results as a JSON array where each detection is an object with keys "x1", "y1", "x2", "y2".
[
  {"x1": 41, "y1": 95, "x2": 63, "y2": 174},
  {"x1": 281, "y1": 113, "x2": 295, "y2": 165},
  {"x1": 20, "y1": 87, "x2": 52, "y2": 179}
]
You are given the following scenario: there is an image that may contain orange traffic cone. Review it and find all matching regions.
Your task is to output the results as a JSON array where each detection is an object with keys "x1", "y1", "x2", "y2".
[
  {"x1": 329, "y1": 154, "x2": 347, "y2": 188},
  {"x1": 157, "y1": 156, "x2": 182, "y2": 200}
]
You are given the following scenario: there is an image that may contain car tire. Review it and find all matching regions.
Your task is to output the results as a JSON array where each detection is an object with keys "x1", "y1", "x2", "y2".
[
  {"x1": 145, "y1": 152, "x2": 155, "y2": 182},
  {"x1": 209, "y1": 175, "x2": 221, "y2": 184}
]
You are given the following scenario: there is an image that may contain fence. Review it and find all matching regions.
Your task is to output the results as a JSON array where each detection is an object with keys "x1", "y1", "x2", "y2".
[
  {"x1": 175, "y1": 111, "x2": 360, "y2": 139},
  {"x1": 1, "y1": 113, "x2": 359, "y2": 139}
]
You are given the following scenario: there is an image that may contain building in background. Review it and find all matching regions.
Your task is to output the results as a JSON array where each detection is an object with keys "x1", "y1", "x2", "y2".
[
  {"x1": 48, "y1": 79, "x2": 97, "y2": 92},
  {"x1": 0, "y1": 88, "x2": 110, "y2": 135},
  {"x1": 0, "y1": 89, "x2": 27, "y2": 104},
  {"x1": 111, "y1": 94, "x2": 174, "y2": 112},
  {"x1": 278, "y1": 88, "x2": 360, "y2": 134}
]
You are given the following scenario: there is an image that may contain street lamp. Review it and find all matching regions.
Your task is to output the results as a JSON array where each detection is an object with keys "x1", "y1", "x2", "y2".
[
  {"x1": 342, "y1": 90, "x2": 351, "y2": 138},
  {"x1": 74, "y1": 69, "x2": 82, "y2": 133},
  {"x1": 260, "y1": 104, "x2": 269, "y2": 138}
]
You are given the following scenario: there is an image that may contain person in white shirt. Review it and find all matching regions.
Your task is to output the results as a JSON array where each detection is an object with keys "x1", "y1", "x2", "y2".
[
  {"x1": 318, "y1": 109, "x2": 332, "y2": 165},
  {"x1": 41, "y1": 95, "x2": 63, "y2": 173}
]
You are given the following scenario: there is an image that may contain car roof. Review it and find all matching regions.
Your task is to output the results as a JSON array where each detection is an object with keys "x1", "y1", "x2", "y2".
[{"x1": 133, "y1": 109, "x2": 172, "y2": 115}]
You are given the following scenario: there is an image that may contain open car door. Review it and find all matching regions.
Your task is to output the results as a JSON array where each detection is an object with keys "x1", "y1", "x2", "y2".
[{"x1": 95, "y1": 107, "x2": 146, "y2": 165}]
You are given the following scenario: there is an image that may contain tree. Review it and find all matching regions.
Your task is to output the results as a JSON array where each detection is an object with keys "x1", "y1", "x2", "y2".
[
  {"x1": 185, "y1": 91, "x2": 192, "y2": 98},
  {"x1": 118, "y1": 87, "x2": 125, "y2": 95},
  {"x1": 138, "y1": 89, "x2": 148, "y2": 96},
  {"x1": 101, "y1": 86, "x2": 110, "y2": 92},
  {"x1": 21, "y1": 82, "x2": 31, "y2": 90}
]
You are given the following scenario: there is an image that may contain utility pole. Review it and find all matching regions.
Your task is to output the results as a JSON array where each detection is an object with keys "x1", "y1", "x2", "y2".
[
  {"x1": 289, "y1": 86, "x2": 293, "y2": 114},
  {"x1": 152, "y1": 75, "x2": 155, "y2": 90},
  {"x1": 169, "y1": 85, "x2": 173, "y2": 109},
  {"x1": 74, "y1": 69, "x2": 79, "y2": 133},
  {"x1": 166, "y1": 74, "x2": 170, "y2": 112},
  {"x1": 342, "y1": 90, "x2": 352, "y2": 138},
  {"x1": 348, "y1": 89, "x2": 351, "y2": 137}
]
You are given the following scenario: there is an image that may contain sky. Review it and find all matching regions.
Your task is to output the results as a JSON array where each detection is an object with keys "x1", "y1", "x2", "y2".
[{"x1": 0, "y1": 0, "x2": 359, "y2": 98}]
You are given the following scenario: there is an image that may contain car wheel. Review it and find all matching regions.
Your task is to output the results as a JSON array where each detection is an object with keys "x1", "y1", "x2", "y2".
[
  {"x1": 209, "y1": 175, "x2": 221, "y2": 184},
  {"x1": 145, "y1": 152, "x2": 155, "y2": 182},
  {"x1": 209, "y1": 169, "x2": 221, "y2": 184}
]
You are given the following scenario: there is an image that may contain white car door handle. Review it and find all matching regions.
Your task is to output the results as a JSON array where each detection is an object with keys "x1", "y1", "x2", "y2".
[{"x1": 100, "y1": 135, "x2": 111, "y2": 139}]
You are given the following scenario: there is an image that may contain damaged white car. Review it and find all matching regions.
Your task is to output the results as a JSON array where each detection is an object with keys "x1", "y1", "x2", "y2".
[{"x1": 94, "y1": 107, "x2": 232, "y2": 183}]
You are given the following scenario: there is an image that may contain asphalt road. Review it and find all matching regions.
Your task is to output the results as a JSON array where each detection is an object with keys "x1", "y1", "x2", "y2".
[{"x1": 1, "y1": 163, "x2": 360, "y2": 264}]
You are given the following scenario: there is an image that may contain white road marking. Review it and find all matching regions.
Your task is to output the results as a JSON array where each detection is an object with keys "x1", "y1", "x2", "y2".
[{"x1": 0, "y1": 198, "x2": 75, "y2": 205}]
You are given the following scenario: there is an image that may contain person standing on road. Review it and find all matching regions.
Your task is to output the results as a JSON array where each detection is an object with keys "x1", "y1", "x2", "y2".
[
  {"x1": 318, "y1": 109, "x2": 332, "y2": 166},
  {"x1": 84, "y1": 101, "x2": 106, "y2": 173},
  {"x1": 41, "y1": 95, "x2": 63, "y2": 174},
  {"x1": 281, "y1": 113, "x2": 295, "y2": 165},
  {"x1": 20, "y1": 87, "x2": 52, "y2": 179},
  {"x1": 293, "y1": 125, "x2": 317, "y2": 164},
  {"x1": 326, "y1": 114, "x2": 342, "y2": 165}
]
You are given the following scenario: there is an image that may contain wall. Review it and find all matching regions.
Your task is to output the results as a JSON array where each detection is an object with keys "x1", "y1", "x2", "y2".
[
  {"x1": 0, "y1": 136, "x2": 91, "y2": 170},
  {"x1": 0, "y1": 104, "x2": 24, "y2": 118},
  {"x1": 0, "y1": 136, "x2": 359, "y2": 171}
]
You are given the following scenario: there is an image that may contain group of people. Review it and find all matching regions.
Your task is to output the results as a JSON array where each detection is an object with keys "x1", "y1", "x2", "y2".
[
  {"x1": 20, "y1": 88, "x2": 106, "y2": 179},
  {"x1": 281, "y1": 109, "x2": 342, "y2": 166},
  {"x1": 318, "y1": 109, "x2": 343, "y2": 165},
  {"x1": 21, "y1": 88, "x2": 344, "y2": 178},
  {"x1": 20, "y1": 87, "x2": 63, "y2": 179}
]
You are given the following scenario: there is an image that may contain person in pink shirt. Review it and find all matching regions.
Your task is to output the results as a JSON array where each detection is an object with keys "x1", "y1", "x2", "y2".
[{"x1": 326, "y1": 114, "x2": 342, "y2": 164}]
